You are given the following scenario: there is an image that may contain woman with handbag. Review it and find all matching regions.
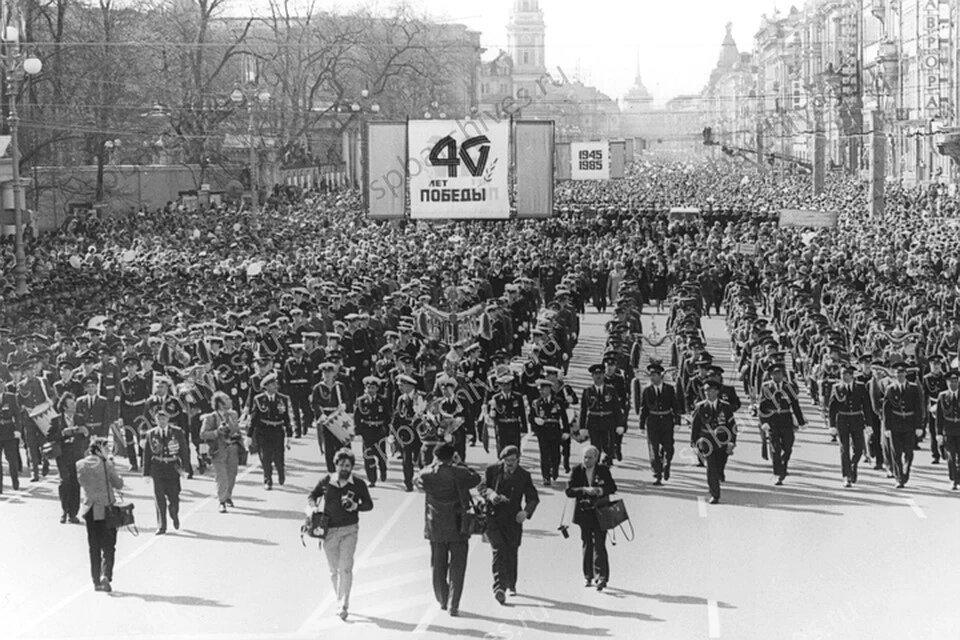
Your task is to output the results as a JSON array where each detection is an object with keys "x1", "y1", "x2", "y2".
[
  {"x1": 565, "y1": 445, "x2": 618, "y2": 591},
  {"x1": 200, "y1": 391, "x2": 243, "y2": 513},
  {"x1": 76, "y1": 438, "x2": 124, "y2": 593},
  {"x1": 47, "y1": 392, "x2": 89, "y2": 524}
]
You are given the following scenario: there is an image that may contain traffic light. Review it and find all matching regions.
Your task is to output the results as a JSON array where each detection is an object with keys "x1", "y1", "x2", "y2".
[{"x1": 702, "y1": 127, "x2": 714, "y2": 145}]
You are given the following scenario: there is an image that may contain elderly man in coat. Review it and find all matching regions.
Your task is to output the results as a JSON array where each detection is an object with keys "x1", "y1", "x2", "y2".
[
  {"x1": 418, "y1": 443, "x2": 481, "y2": 617},
  {"x1": 479, "y1": 444, "x2": 539, "y2": 605}
]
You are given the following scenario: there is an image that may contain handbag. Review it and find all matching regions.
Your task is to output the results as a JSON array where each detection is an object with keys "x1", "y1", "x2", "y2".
[
  {"x1": 456, "y1": 473, "x2": 487, "y2": 537},
  {"x1": 596, "y1": 496, "x2": 634, "y2": 541},
  {"x1": 300, "y1": 488, "x2": 329, "y2": 547},
  {"x1": 102, "y1": 458, "x2": 138, "y2": 534},
  {"x1": 238, "y1": 445, "x2": 249, "y2": 466}
]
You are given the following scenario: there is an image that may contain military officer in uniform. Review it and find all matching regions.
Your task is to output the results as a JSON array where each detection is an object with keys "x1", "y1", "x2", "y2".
[
  {"x1": 355, "y1": 376, "x2": 390, "y2": 487},
  {"x1": 310, "y1": 362, "x2": 350, "y2": 472},
  {"x1": 282, "y1": 343, "x2": 314, "y2": 438},
  {"x1": 77, "y1": 375, "x2": 110, "y2": 438},
  {"x1": 248, "y1": 373, "x2": 291, "y2": 490},
  {"x1": 528, "y1": 379, "x2": 570, "y2": 485},
  {"x1": 545, "y1": 366, "x2": 578, "y2": 473},
  {"x1": 637, "y1": 362, "x2": 683, "y2": 485},
  {"x1": 882, "y1": 362, "x2": 925, "y2": 488},
  {"x1": 602, "y1": 356, "x2": 629, "y2": 462},
  {"x1": 145, "y1": 378, "x2": 192, "y2": 477},
  {"x1": 0, "y1": 386, "x2": 21, "y2": 492},
  {"x1": 827, "y1": 364, "x2": 871, "y2": 487},
  {"x1": 142, "y1": 407, "x2": 191, "y2": 534},
  {"x1": 936, "y1": 369, "x2": 960, "y2": 489},
  {"x1": 758, "y1": 363, "x2": 806, "y2": 485},
  {"x1": 923, "y1": 355, "x2": 948, "y2": 464},
  {"x1": 690, "y1": 379, "x2": 737, "y2": 504},
  {"x1": 579, "y1": 364, "x2": 623, "y2": 466},
  {"x1": 392, "y1": 373, "x2": 424, "y2": 492},
  {"x1": 487, "y1": 375, "x2": 528, "y2": 455},
  {"x1": 119, "y1": 355, "x2": 149, "y2": 471},
  {"x1": 17, "y1": 357, "x2": 55, "y2": 481}
]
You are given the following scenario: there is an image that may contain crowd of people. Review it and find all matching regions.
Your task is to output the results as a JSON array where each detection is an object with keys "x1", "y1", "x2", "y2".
[{"x1": 4, "y1": 156, "x2": 960, "y2": 614}]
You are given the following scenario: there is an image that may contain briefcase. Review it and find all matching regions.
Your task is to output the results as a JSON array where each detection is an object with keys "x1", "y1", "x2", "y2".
[{"x1": 596, "y1": 497, "x2": 629, "y2": 531}]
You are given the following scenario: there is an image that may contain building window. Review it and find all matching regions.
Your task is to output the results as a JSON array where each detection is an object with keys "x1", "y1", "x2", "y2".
[
  {"x1": 482, "y1": 83, "x2": 489, "y2": 94},
  {"x1": 522, "y1": 51, "x2": 529, "y2": 65}
]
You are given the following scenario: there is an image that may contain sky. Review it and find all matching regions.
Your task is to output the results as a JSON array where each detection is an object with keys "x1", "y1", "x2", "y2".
[{"x1": 235, "y1": 0, "x2": 790, "y2": 105}]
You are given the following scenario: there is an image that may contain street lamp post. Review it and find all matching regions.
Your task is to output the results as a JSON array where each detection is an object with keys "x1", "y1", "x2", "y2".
[
  {"x1": 3, "y1": 26, "x2": 42, "y2": 294},
  {"x1": 231, "y1": 85, "x2": 270, "y2": 214}
]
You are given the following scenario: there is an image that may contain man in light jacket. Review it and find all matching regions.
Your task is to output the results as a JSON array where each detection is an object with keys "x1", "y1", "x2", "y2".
[{"x1": 76, "y1": 439, "x2": 124, "y2": 592}]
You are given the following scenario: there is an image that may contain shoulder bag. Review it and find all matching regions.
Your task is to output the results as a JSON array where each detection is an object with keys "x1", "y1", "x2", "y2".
[
  {"x1": 301, "y1": 479, "x2": 330, "y2": 547},
  {"x1": 103, "y1": 459, "x2": 137, "y2": 534},
  {"x1": 457, "y1": 472, "x2": 487, "y2": 537},
  {"x1": 596, "y1": 494, "x2": 634, "y2": 541}
]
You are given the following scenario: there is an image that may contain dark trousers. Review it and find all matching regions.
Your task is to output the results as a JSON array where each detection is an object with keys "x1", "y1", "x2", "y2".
[
  {"x1": 24, "y1": 423, "x2": 44, "y2": 476},
  {"x1": 321, "y1": 428, "x2": 343, "y2": 473},
  {"x1": 0, "y1": 438, "x2": 20, "y2": 491},
  {"x1": 288, "y1": 390, "x2": 312, "y2": 436},
  {"x1": 838, "y1": 429, "x2": 865, "y2": 481},
  {"x1": 944, "y1": 434, "x2": 960, "y2": 482},
  {"x1": 259, "y1": 428, "x2": 286, "y2": 484},
  {"x1": 561, "y1": 434, "x2": 571, "y2": 471},
  {"x1": 769, "y1": 426, "x2": 795, "y2": 479},
  {"x1": 421, "y1": 443, "x2": 438, "y2": 467},
  {"x1": 589, "y1": 428, "x2": 613, "y2": 464},
  {"x1": 120, "y1": 408, "x2": 144, "y2": 468},
  {"x1": 647, "y1": 424, "x2": 675, "y2": 479},
  {"x1": 151, "y1": 472, "x2": 181, "y2": 530},
  {"x1": 430, "y1": 541, "x2": 468, "y2": 610},
  {"x1": 929, "y1": 414, "x2": 944, "y2": 461},
  {"x1": 613, "y1": 428, "x2": 624, "y2": 460},
  {"x1": 361, "y1": 433, "x2": 387, "y2": 483},
  {"x1": 887, "y1": 430, "x2": 915, "y2": 484},
  {"x1": 868, "y1": 423, "x2": 885, "y2": 467},
  {"x1": 56, "y1": 455, "x2": 81, "y2": 517},
  {"x1": 537, "y1": 436, "x2": 562, "y2": 481},
  {"x1": 491, "y1": 542, "x2": 519, "y2": 593},
  {"x1": 696, "y1": 443, "x2": 729, "y2": 499},
  {"x1": 579, "y1": 524, "x2": 609, "y2": 581},
  {"x1": 83, "y1": 512, "x2": 117, "y2": 585},
  {"x1": 401, "y1": 442, "x2": 421, "y2": 490},
  {"x1": 495, "y1": 425, "x2": 521, "y2": 454}
]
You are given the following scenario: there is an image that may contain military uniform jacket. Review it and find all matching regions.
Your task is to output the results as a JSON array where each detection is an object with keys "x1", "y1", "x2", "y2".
[
  {"x1": 936, "y1": 390, "x2": 960, "y2": 437},
  {"x1": 120, "y1": 374, "x2": 150, "y2": 411},
  {"x1": 528, "y1": 395, "x2": 570, "y2": 439},
  {"x1": 881, "y1": 382, "x2": 923, "y2": 433},
  {"x1": 603, "y1": 372, "x2": 629, "y2": 414},
  {"x1": 827, "y1": 382, "x2": 870, "y2": 431},
  {"x1": 76, "y1": 394, "x2": 110, "y2": 437},
  {"x1": 249, "y1": 392, "x2": 292, "y2": 435},
  {"x1": 392, "y1": 391, "x2": 425, "y2": 441},
  {"x1": 690, "y1": 400, "x2": 737, "y2": 449},
  {"x1": 0, "y1": 390, "x2": 21, "y2": 440},
  {"x1": 282, "y1": 356, "x2": 314, "y2": 392},
  {"x1": 142, "y1": 425, "x2": 191, "y2": 477},
  {"x1": 489, "y1": 391, "x2": 528, "y2": 434},
  {"x1": 758, "y1": 381, "x2": 805, "y2": 429},
  {"x1": 637, "y1": 382, "x2": 683, "y2": 429},
  {"x1": 17, "y1": 376, "x2": 56, "y2": 417},
  {"x1": 310, "y1": 381, "x2": 347, "y2": 417},
  {"x1": 923, "y1": 372, "x2": 947, "y2": 416},
  {"x1": 579, "y1": 384, "x2": 623, "y2": 432},
  {"x1": 355, "y1": 394, "x2": 390, "y2": 438}
]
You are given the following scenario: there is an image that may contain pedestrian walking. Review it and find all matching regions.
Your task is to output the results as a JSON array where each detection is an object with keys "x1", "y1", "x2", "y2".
[
  {"x1": 418, "y1": 443, "x2": 481, "y2": 617},
  {"x1": 200, "y1": 391, "x2": 243, "y2": 513},
  {"x1": 565, "y1": 445, "x2": 617, "y2": 590},
  {"x1": 76, "y1": 438, "x2": 123, "y2": 592},
  {"x1": 307, "y1": 448, "x2": 373, "y2": 621},
  {"x1": 142, "y1": 407, "x2": 190, "y2": 534},
  {"x1": 47, "y1": 392, "x2": 89, "y2": 523}
]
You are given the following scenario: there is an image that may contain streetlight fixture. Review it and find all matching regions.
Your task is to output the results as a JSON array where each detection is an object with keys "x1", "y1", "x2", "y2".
[
  {"x1": 231, "y1": 84, "x2": 270, "y2": 214},
  {"x1": 3, "y1": 24, "x2": 41, "y2": 294}
]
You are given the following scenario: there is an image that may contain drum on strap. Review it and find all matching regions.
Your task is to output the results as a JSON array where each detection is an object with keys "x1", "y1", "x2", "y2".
[{"x1": 28, "y1": 401, "x2": 58, "y2": 435}]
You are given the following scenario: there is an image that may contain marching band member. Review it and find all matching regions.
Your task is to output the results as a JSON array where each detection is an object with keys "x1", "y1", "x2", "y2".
[
  {"x1": 310, "y1": 362, "x2": 350, "y2": 473},
  {"x1": 690, "y1": 379, "x2": 737, "y2": 504},
  {"x1": 882, "y1": 362, "x2": 924, "y2": 488},
  {"x1": 354, "y1": 376, "x2": 390, "y2": 487},
  {"x1": 142, "y1": 407, "x2": 190, "y2": 534},
  {"x1": 248, "y1": 373, "x2": 291, "y2": 490},
  {"x1": 758, "y1": 362, "x2": 806, "y2": 485},
  {"x1": 827, "y1": 364, "x2": 871, "y2": 487},
  {"x1": 528, "y1": 378, "x2": 570, "y2": 486},
  {"x1": 637, "y1": 362, "x2": 683, "y2": 485},
  {"x1": 936, "y1": 370, "x2": 960, "y2": 489}
]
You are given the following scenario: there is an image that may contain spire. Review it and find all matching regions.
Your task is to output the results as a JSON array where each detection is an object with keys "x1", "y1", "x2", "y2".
[{"x1": 717, "y1": 22, "x2": 739, "y2": 69}]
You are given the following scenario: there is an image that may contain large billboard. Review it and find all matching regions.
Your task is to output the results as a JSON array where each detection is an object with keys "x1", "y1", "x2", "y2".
[
  {"x1": 515, "y1": 120, "x2": 554, "y2": 218},
  {"x1": 364, "y1": 122, "x2": 407, "y2": 218},
  {"x1": 570, "y1": 141, "x2": 610, "y2": 180},
  {"x1": 408, "y1": 119, "x2": 510, "y2": 219}
]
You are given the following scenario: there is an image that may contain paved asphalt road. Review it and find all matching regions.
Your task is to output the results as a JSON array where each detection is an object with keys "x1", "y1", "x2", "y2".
[{"x1": 2, "y1": 310, "x2": 959, "y2": 640}]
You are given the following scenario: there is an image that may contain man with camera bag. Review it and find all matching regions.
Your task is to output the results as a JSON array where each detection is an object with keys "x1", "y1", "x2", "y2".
[
  {"x1": 479, "y1": 445, "x2": 539, "y2": 605},
  {"x1": 418, "y1": 443, "x2": 481, "y2": 617},
  {"x1": 307, "y1": 448, "x2": 373, "y2": 621}
]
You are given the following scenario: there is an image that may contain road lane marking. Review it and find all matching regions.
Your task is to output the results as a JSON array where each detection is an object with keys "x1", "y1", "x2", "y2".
[
  {"x1": 906, "y1": 498, "x2": 927, "y2": 519},
  {"x1": 412, "y1": 601, "x2": 441, "y2": 634},
  {"x1": 697, "y1": 496, "x2": 708, "y2": 518},
  {"x1": 364, "y1": 546, "x2": 430, "y2": 568},
  {"x1": 14, "y1": 459, "x2": 266, "y2": 639},
  {"x1": 297, "y1": 491, "x2": 418, "y2": 633},
  {"x1": 707, "y1": 599, "x2": 721, "y2": 638}
]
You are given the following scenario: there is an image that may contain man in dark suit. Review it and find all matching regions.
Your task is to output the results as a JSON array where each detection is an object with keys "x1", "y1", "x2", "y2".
[
  {"x1": 479, "y1": 445, "x2": 539, "y2": 604},
  {"x1": 418, "y1": 443, "x2": 481, "y2": 617},
  {"x1": 637, "y1": 362, "x2": 684, "y2": 485},
  {"x1": 882, "y1": 361, "x2": 925, "y2": 488},
  {"x1": 691, "y1": 379, "x2": 737, "y2": 504},
  {"x1": 565, "y1": 445, "x2": 618, "y2": 590},
  {"x1": 827, "y1": 364, "x2": 871, "y2": 487},
  {"x1": 936, "y1": 369, "x2": 960, "y2": 489}
]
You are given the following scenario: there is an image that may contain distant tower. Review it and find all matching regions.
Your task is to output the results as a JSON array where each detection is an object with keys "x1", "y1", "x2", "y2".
[
  {"x1": 624, "y1": 54, "x2": 654, "y2": 113},
  {"x1": 506, "y1": 0, "x2": 547, "y2": 100}
]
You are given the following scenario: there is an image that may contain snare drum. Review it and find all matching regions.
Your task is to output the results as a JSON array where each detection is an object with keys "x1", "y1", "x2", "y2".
[
  {"x1": 28, "y1": 401, "x2": 58, "y2": 436},
  {"x1": 323, "y1": 412, "x2": 354, "y2": 445}
]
